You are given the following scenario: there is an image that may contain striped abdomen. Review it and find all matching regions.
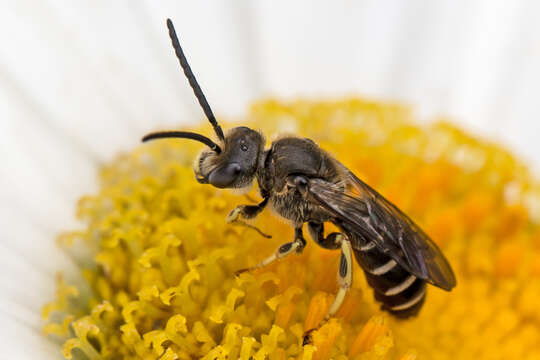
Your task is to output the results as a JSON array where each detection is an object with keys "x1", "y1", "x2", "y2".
[{"x1": 353, "y1": 240, "x2": 426, "y2": 318}]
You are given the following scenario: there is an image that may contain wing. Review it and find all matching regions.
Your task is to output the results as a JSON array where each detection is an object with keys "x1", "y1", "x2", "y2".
[{"x1": 307, "y1": 166, "x2": 456, "y2": 291}]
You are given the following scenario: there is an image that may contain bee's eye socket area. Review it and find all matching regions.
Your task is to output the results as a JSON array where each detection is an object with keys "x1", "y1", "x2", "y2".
[{"x1": 208, "y1": 163, "x2": 242, "y2": 188}]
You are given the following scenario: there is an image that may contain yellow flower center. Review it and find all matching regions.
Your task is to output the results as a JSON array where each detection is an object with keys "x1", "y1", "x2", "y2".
[{"x1": 43, "y1": 99, "x2": 540, "y2": 359}]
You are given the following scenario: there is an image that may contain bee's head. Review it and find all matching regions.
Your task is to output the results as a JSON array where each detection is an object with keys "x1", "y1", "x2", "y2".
[
  {"x1": 195, "y1": 126, "x2": 264, "y2": 188},
  {"x1": 143, "y1": 20, "x2": 265, "y2": 189}
]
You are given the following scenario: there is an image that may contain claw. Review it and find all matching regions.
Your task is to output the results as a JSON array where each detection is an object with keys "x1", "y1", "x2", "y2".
[
  {"x1": 302, "y1": 328, "x2": 316, "y2": 346},
  {"x1": 234, "y1": 268, "x2": 250, "y2": 277}
]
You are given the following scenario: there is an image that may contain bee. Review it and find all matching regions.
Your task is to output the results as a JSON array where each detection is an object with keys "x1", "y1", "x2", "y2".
[{"x1": 143, "y1": 19, "x2": 456, "y2": 343}]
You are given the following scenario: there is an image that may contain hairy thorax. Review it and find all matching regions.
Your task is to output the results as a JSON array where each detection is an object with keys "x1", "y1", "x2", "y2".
[
  {"x1": 257, "y1": 136, "x2": 340, "y2": 226},
  {"x1": 270, "y1": 189, "x2": 312, "y2": 225}
]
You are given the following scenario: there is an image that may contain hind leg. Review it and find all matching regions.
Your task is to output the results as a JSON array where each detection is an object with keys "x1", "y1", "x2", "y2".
[
  {"x1": 308, "y1": 221, "x2": 342, "y2": 250},
  {"x1": 303, "y1": 226, "x2": 353, "y2": 345}
]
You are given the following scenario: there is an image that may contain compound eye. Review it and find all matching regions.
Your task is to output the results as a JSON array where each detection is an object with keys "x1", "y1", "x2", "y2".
[{"x1": 208, "y1": 163, "x2": 242, "y2": 188}]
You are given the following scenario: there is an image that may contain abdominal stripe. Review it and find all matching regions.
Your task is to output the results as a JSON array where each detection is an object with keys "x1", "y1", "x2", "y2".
[
  {"x1": 352, "y1": 233, "x2": 427, "y2": 318},
  {"x1": 390, "y1": 287, "x2": 426, "y2": 311},
  {"x1": 367, "y1": 259, "x2": 397, "y2": 275},
  {"x1": 384, "y1": 275, "x2": 416, "y2": 295}
]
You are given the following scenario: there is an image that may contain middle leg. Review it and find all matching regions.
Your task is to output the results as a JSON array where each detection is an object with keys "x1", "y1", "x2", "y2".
[{"x1": 235, "y1": 226, "x2": 307, "y2": 276}]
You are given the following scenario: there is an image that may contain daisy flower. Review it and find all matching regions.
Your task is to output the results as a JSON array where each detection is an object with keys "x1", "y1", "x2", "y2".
[{"x1": 2, "y1": 2, "x2": 540, "y2": 359}]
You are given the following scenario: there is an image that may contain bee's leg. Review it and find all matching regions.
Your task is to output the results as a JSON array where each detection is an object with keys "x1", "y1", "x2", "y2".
[
  {"x1": 235, "y1": 226, "x2": 306, "y2": 276},
  {"x1": 226, "y1": 197, "x2": 271, "y2": 238},
  {"x1": 307, "y1": 221, "x2": 341, "y2": 250},
  {"x1": 303, "y1": 234, "x2": 353, "y2": 345},
  {"x1": 325, "y1": 236, "x2": 353, "y2": 318},
  {"x1": 226, "y1": 197, "x2": 268, "y2": 221}
]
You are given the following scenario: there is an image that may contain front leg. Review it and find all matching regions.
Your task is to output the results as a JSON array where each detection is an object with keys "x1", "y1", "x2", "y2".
[
  {"x1": 235, "y1": 225, "x2": 307, "y2": 276},
  {"x1": 227, "y1": 197, "x2": 269, "y2": 221},
  {"x1": 227, "y1": 198, "x2": 271, "y2": 238}
]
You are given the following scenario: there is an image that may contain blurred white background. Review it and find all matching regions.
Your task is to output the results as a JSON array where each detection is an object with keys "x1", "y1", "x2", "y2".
[{"x1": 1, "y1": 0, "x2": 540, "y2": 358}]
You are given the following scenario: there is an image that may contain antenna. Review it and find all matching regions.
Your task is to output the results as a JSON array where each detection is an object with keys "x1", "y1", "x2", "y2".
[
  {"x1": 166, "y1": 18, "x2": 225, "y2": 141},
  {"x1": 142, "y1": 130, "x2": 222, "y2": 153}
]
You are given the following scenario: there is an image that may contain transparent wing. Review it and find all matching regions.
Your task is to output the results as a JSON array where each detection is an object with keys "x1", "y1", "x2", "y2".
[{"x1": 307, "y1": 168, "x2": 456, "y2": 291}]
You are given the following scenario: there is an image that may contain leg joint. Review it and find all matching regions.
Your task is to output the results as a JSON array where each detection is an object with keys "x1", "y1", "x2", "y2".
[{"x1": 277, "y1": 241, "x2": 300, "y2": 257}]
